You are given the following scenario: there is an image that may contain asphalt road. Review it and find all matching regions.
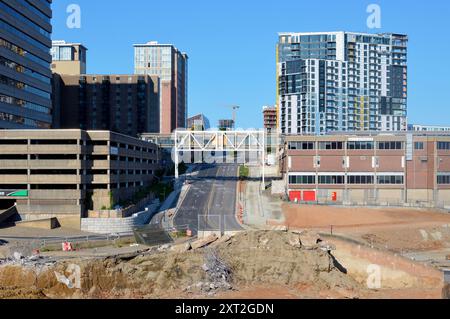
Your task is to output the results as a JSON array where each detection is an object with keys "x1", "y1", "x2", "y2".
[{"x1": 174, "y1": 164, "x2": 243, "y2": 235}]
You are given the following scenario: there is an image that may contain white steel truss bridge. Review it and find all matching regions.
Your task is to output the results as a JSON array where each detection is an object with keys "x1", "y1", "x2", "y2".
[{"x1": 174, "y1": 130, "x2": 266, "y2": 185}]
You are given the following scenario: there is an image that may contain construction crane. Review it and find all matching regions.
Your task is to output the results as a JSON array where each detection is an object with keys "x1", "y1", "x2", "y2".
[{"x1": 225, "y1": 105, "x2": 240, "y2": 129}]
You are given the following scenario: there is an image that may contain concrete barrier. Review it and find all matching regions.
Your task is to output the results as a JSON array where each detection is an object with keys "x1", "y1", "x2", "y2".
[{"x1": 15, "y1": 217, "x2": 59, "y2": 230}]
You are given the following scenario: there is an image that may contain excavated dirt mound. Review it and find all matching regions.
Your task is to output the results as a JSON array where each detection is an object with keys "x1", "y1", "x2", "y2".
[
  {"x1": 0, "y1": 231, "x2": 361, "y2": 299},
  {"x1": 215, "y1": 231, "x2": 358, "y2": 290}
]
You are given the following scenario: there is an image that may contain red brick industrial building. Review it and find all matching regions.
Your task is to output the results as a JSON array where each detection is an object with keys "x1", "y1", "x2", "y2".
[{"x1": 281, "y1": 133, "x2": 450, "y2": 208}]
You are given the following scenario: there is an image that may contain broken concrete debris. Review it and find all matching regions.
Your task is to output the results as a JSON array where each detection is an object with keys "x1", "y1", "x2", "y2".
[
  {"x1": 0, "y1": 252, "x2": 56, "y2": 268},
  {"x1": 201, "y1": 248, "x2": 232, "y2": 293},
  {"x1": 190, "y1": 234, "x2": 218, "y2": 250}
]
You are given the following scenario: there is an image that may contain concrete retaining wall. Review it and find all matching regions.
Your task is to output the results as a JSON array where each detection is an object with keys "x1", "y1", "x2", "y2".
[
  {"x1": 16, "y1": 217, "x2": 59, "y2": 230},
  {"x1": 18, "y1": 213, "x2": 81, "y2": 229},
  {"x1": 80, "y1": 203, "x2": 159, "y2": 234}
]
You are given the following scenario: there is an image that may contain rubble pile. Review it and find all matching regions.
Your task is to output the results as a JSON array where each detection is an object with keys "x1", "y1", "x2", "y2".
[
  {"x1": 0, "y1": 230, "x2": 361, "y2": 299},
  {"x1": 199, "y1": 248, "x2": 232, "y2": 294},
  {"x1": 0, "y1": 251, "x2": 56, "y2": 268}
]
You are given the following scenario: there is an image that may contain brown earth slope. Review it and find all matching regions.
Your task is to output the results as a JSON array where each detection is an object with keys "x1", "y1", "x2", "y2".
[{"x1": 0, "y1": 231, "x2": 361, "y2": 299}]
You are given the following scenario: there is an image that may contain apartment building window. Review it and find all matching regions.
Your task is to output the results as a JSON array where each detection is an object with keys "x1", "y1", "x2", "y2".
[
  {"x1": 377, "y1": 141, "x2": 403, "y2": 150},
  {"x1": 319, "y1": 175, "x2": 345, "y2": 184},
  {"x1": 0, "y1": 75, "x2": 50, "y2": 99},
  {"x1": 437, "y1": 175, "x2": 450, "y2": 184},
  {"x1": 319, "y1": 141, "x2": 343, "y2": 150},
  {"x1": 377, "y1": 175, "x2": 404, "y2": 184},
  {"x1": 347, "y1": 175, "x2": 374, "y2": 184},
  {"x1": 414, "y1": 142, "x2": 424, "y2": 150},
  {"x1": 288, "y1": 141, "x2": 315, "y2": 150},
  {"x1": 289, "y1": 175, "x2": 316, "y2": 184},
  {"x1": 347, "y1": 141, "x2": 374, "y2": 150},
  {"x1": 437, "y1": 142, "x2": 450, "y2": 150},
  {"x1": 51, "y1": 46, "x2": 73, "y2": 61}
]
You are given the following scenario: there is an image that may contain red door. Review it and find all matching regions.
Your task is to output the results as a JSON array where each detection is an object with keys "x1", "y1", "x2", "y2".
[
  {"x1": 289, "y1": 191, "x2": 301, "y2": 202},
  {"x1": 331, "y1": 192, "x2": 337, "y2": 201},
  {"x1": 303, "y1": 191, "x2": 316, "y2": 202}
]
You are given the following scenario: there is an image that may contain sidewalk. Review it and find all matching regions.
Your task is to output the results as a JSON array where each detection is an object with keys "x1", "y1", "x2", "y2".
[
  {"x1": 150, "y1": 165, "x2": 197, "y2": 228},
  {"x1": 243, "y1": 166, "x2": 285, "y2": 228}
]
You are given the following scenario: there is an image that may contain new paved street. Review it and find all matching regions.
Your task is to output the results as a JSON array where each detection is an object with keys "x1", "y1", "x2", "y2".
[{"x1": 174, "y1": 164, "x2": 243, "y2": 234}]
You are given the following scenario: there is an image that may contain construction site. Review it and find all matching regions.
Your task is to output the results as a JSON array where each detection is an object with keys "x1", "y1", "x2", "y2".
[{"x1": 0, "y1": 160, "x2": 449, "y2": 299}]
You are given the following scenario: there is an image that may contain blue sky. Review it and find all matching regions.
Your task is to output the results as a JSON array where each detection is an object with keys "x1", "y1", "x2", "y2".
[{"x1": 51, "y1": 0, "x2": 450, "y2": 129}]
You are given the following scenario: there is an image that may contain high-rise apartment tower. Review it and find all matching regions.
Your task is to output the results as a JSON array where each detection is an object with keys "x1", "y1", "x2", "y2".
[
  {"x1": 134, "y1": 41, "x2": 188, "y2": 134},
  {"x1": 277, "y1": 32, "x2": 408, "y2": 135}
]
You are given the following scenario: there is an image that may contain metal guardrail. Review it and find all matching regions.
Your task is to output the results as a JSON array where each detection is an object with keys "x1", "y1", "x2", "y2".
[
  {"x1": 0, "y1": 232, "x2": 133, "y2": 249},
  {"x1": 0, "y1": 224, "x2": 194, "y2": 251}
]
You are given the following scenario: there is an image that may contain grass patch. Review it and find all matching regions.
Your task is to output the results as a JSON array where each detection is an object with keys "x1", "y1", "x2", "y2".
[{"x1": 239, "y1": 165, "x2": 249, "y2": 180}]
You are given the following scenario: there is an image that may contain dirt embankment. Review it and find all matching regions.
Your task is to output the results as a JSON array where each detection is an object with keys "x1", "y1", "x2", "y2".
[
  {"x1": 278, "y1": 205, "x2": 450, "y2": 253},
  {"x1": 0, "y1": 231, "x2": 361, "y2": 299}
]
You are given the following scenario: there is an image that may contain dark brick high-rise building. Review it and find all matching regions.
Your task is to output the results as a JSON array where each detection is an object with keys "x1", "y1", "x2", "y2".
[{"x1": 52, "y1": 74, "x2": 160, "y2": 137}]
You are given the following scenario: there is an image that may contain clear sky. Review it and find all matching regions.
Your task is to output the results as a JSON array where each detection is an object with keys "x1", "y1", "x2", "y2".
[{"x1": 51, "y1": 0, "x2": 450, "y2": 129}]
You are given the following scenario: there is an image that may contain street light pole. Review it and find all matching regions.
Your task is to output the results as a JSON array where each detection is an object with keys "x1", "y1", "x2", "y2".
[{"x1": 262, "y1": 129, "x2": 266, "y2": 191}]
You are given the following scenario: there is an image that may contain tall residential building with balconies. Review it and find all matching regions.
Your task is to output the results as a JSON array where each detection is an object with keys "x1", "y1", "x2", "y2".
[
  {"x1": 277, "y1": 32, "x2": 408, "y2": 135},
  {"x1": 0, "y1": 0, "x2": 53, "y2": 129},
  {"x1": 50, "y1": 40, "x2": 87, "y2": 75},
  {"x1": 134, "y1": 41, "x2": 188, "y2": 134}
]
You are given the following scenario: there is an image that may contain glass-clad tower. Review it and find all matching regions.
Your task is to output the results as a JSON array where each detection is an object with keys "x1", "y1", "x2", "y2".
[
  {"x1": 0, "y1": 0, "x2": 53, "y2": 129},
  {"x1": 277, "y1": 32, "x2": 408, "y2": 135}
]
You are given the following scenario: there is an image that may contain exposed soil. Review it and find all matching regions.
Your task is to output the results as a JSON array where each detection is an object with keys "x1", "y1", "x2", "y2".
[
  {"x1": 279, "y1": 204, "x2": 450, "y2": 253},
  {"x1": 0, "y1": 230, "x2": 362, "y2": 299},
  {"x1": 281, "y1": 204, "x2": 450, "y2": 230},
  {"x1": 0, "y1": 230, "x2": 445, "y2": 299}
]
